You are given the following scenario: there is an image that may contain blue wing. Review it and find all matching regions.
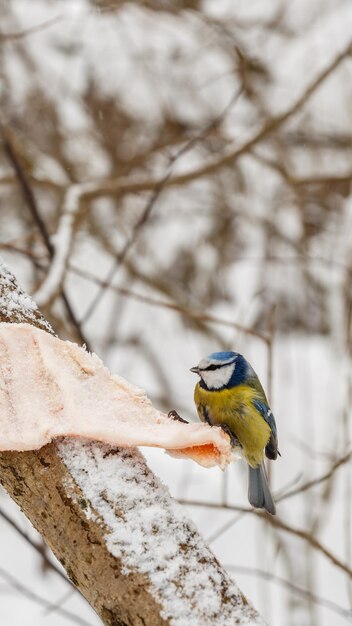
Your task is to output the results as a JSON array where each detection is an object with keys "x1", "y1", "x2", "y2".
[
  {"x1": 252, "y1": 399, "x2": 277, "y2": 436},
  {"x1": 252, "y1": 399, "x2": 279, "y2": 460}
]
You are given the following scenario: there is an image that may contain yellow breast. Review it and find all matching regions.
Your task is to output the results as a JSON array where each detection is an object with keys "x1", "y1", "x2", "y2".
[{"x1": 194, "y1": 383, "x2": 271, "y2": 467}]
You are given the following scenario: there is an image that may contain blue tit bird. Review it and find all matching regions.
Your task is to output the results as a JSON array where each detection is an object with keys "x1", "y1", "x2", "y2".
[{"x1": 190, "y1": 351, "x2": 279, "y2": 515}]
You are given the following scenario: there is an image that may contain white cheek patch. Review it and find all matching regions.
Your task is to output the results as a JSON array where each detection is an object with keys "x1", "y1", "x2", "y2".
[{"x1": 201, "y1": 362, "x2": 236, "y2": 390}]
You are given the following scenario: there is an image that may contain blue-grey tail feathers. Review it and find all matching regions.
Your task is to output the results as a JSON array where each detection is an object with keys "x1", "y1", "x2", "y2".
[{"x1": 248, "y1": 464, "x2": 276, "y2": 515}]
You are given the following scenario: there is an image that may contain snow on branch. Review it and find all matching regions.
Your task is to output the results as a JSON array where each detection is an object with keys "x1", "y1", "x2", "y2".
[
  {"x1": 0, "y1": 258, "x2": 53, "y2": 333},
  {"x1": 60, "y1": 441, "x2": 263, "y2": 626},
  {"x1": 0, "y1": 257, "x2": 266, "y2": 626}
]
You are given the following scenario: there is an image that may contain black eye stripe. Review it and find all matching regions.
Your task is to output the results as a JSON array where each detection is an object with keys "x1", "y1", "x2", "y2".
[{"x1": 200, "y1": 359, "x2": 236, "y2": 372}]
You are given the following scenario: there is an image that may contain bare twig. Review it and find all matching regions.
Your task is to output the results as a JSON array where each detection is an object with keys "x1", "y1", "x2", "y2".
[
  {"x1": 0, "y1": 567, "x2": 94, "y2": 626},
  {"x1": 1, "y1": 127, "x2": 53, "y2": 254},
  {"x1": 0, "y1": 43, "x2": 350, "y2": 214},
  {"x1": 0, "y1": 242, "x2": 269, "y2": 342},
  {"x1": 21, "y1": 37, "x2": 351, "y2": 211},
  {"x1": 0, "y1": 125, "x2": 91, "y2": 350},
  {"x1": 178, "y1": 499, "x2": 352, "y2": 579},
  {"x1": 205, "y1": 512, "x2": 245, "y2": 544},
  {"x1": 0, "y1": 508, "x2": 72, "y2": 586},
  {"x1": 80, "y1": 87, "x2": 244, "y2": 324},
  {"x1": 253, "y1": 151, "x2": 352, "y2": 188},
  {"x1": 277, "y1": 449, "x2": 352, "y2": 502},
  {"x1": 267, "y1": 515, "x2": 352, "y2": 579},
  {"x1": 0, "y1": 16, "x2": 62, "y2": 42},
  {"x1": 226, "y1": 564, "x2": 352, "y2": 621},
  {"x1": 81, "y1": 172, "x2": 173, "y2": 323},
  {"x1": 70, "y1": 263, "x2": 268, "y2": 341}
]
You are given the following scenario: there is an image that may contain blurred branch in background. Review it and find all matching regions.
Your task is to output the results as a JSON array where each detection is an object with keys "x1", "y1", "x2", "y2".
[
  {"x1": 0, "y1": 507, "x2": 72, "y2": 585},
  {"x1": 225, "y1": 565, "x2": 352, "y2": 621},
  {"x1": 0, "y1": 567, "x2": 93, "y2": 626},
  {"x1": 0, "y1": 15, "x2": 62, "y2": 42},
  {"x1": 80, "y1": 85, "x2": 244, "y2": 324},
  {"x1": 1, "y1": 124, "x2": 91, "y2": 348}
]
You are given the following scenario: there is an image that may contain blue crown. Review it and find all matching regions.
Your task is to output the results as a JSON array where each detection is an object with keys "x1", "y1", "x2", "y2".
[
  {"x1": 204, "y1": 351, "x2": 248, "y2": 388},
  {"x1": 208, "y1": 351, "x2": 238, "y2": 361}
]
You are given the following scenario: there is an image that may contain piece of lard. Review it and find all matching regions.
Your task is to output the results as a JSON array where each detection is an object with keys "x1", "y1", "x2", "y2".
[{"x1": 0, "y1": 323, "x2": 232, "y2": 469}]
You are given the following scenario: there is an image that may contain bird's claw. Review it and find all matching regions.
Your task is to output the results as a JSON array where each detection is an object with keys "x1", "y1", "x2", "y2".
[
  {"x1": 168, "y1": 410, "x2": 189, "y2": 424},
  {"x1": 220, "y1": 424, "x2": 241, "y2": 448}
]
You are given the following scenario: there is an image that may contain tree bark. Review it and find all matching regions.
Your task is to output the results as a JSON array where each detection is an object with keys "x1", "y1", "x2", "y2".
[{"x1": 0, "y1": 258, "x2": 265, "y2": 626}]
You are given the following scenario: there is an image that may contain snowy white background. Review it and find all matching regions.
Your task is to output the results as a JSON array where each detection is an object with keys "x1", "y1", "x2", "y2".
[{"x1": 1, "y1": 0, "x2": 352, "y2": 625}]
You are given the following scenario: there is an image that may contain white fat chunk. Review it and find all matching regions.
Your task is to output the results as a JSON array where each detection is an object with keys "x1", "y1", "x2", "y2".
[{"x1": 0, "y1": 323, "x2": 232, "y2": 469}]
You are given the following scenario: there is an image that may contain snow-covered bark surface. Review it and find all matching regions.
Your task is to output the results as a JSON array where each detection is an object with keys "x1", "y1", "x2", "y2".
[
  {"x1": 0, "y1": 258, "x2": 265, "y2": 625},
  {"x1": 0, "y1": 259, "x2": 53, "y2": 334},
  {"x1": 0, "y1": 322, "x2": 231, "y2": 467},
  {"x1": 60, "y1": 440, "x2": 264, "y2": 626}
]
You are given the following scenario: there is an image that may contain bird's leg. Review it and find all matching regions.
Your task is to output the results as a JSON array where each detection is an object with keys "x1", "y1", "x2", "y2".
[
  {"x1": 168, "y1": 410, "x2": 189, "y2": 424},
  {"x1": 220, "y1": 424, "x2": 241, "y2": 448}
]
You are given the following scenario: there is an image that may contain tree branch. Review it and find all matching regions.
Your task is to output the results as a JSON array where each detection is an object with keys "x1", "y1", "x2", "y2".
[{"x1": 0, "y1": 257, "x2": 265, "y2": 626}]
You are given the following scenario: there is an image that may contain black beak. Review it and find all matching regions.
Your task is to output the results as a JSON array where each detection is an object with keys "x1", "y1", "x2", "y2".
[{"x1": 190, "y1": 366, "x2": 200, "y2": 374}]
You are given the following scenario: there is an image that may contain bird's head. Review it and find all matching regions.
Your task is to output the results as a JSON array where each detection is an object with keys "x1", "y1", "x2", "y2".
[{"x1": 190, "y1": 351, "x2": 248, "y2": 390}]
